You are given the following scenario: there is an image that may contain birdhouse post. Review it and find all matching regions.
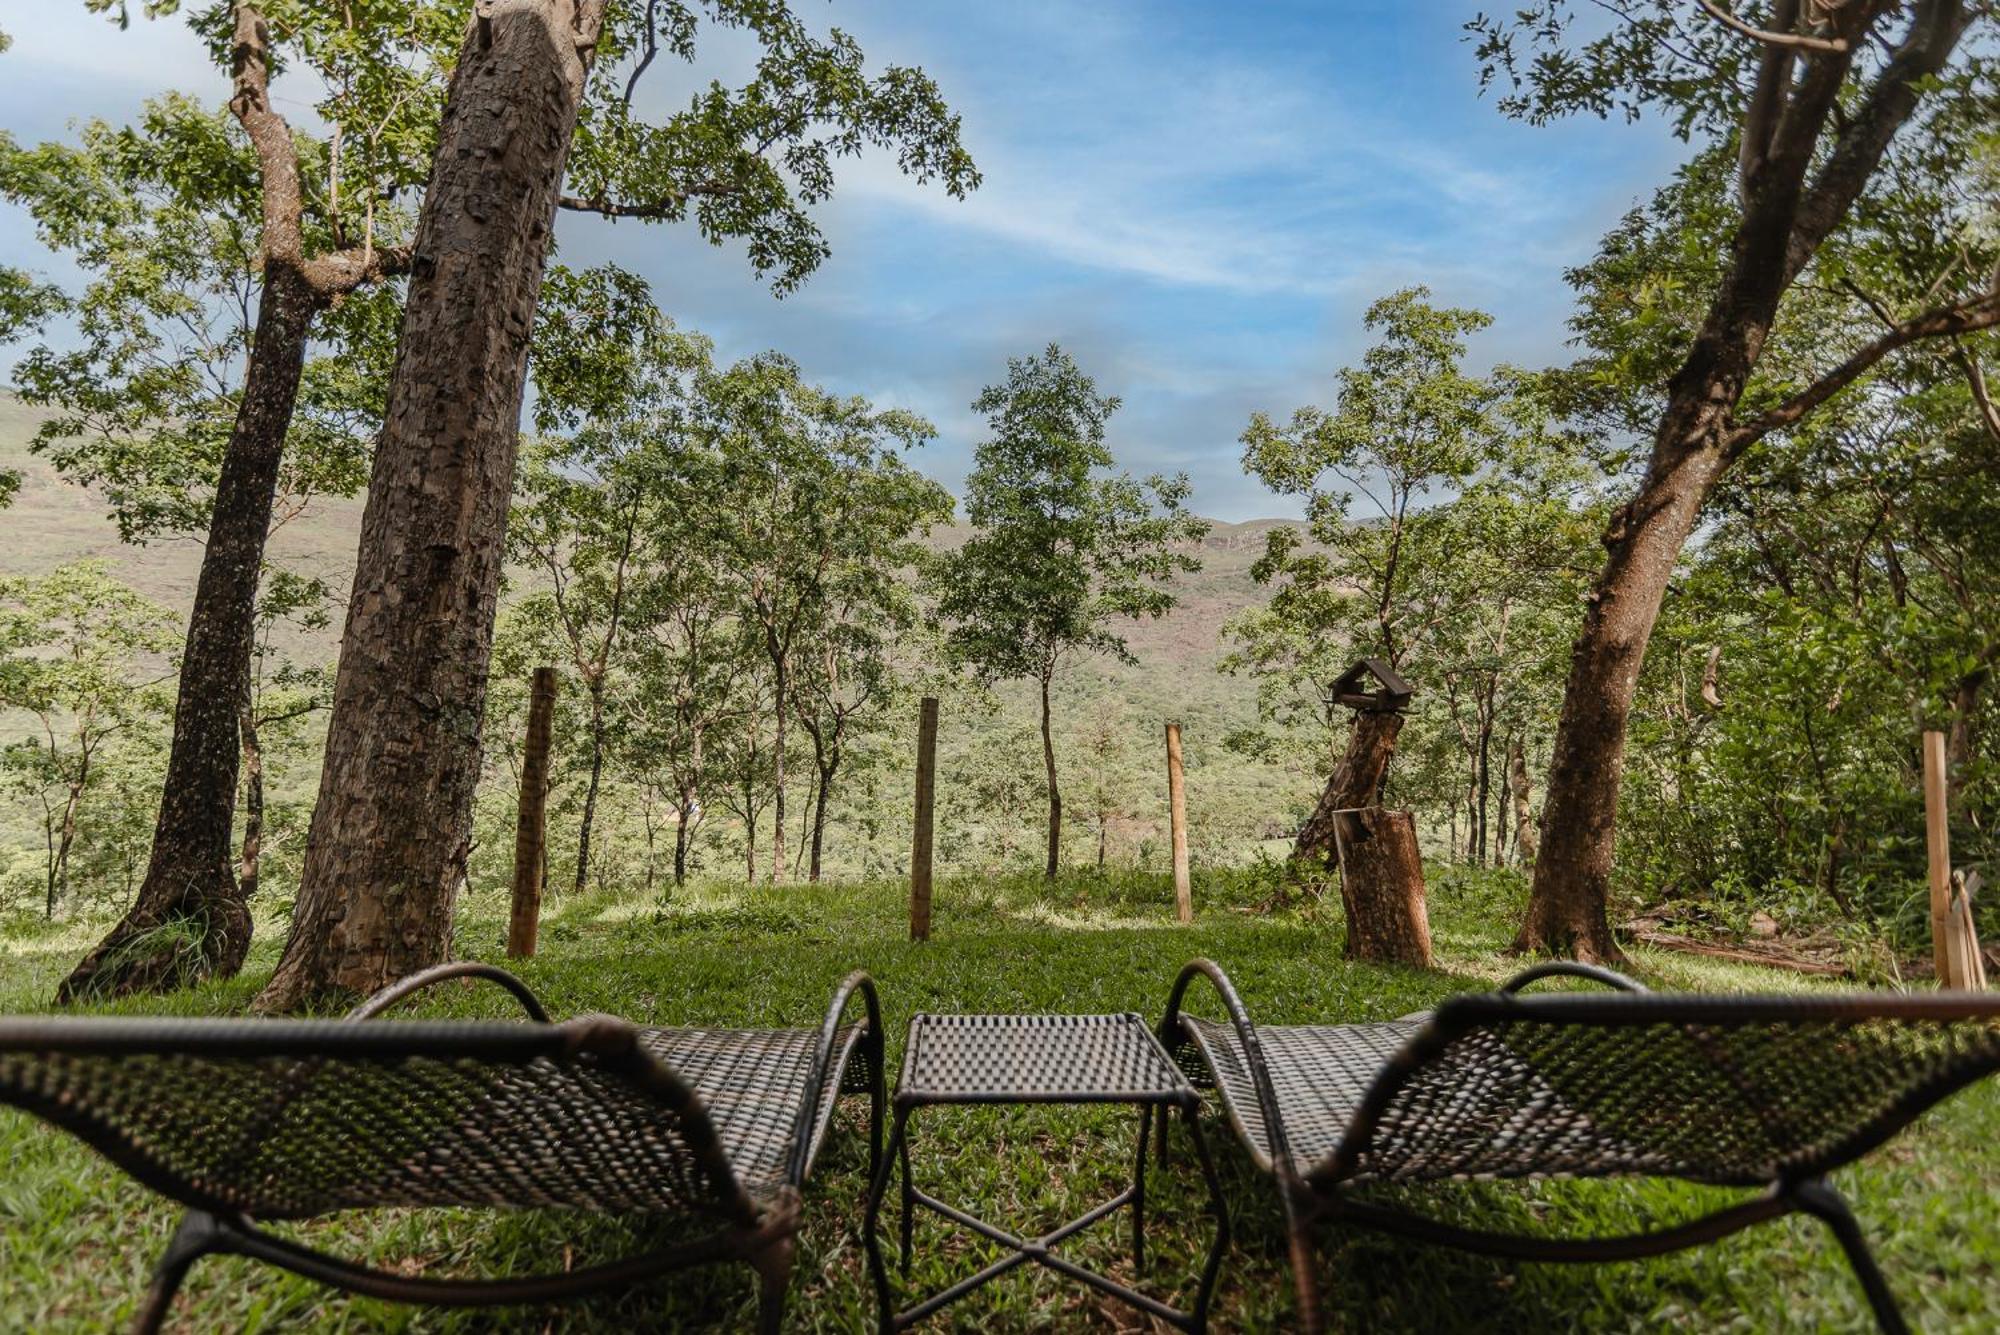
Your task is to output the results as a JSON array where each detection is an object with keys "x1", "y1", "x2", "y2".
[{"x1": 1292, "y1": 657, "x2": 1432, "y2": 968}]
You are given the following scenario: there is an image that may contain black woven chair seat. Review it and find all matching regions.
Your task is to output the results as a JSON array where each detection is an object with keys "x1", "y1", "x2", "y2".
[
  {"x1": 641, "y1": 1023, "x2": 867, "y2": 1196},
  {"x1": 1179, "y1": 1015, "x2": 1425, "y2": 1173},
  {"x1": 0, "y1": 964, "x2": 887, "y2": 1335},
  {"x1": 1159, "y1": 958, "x2": 2000, "y2": 1335}
]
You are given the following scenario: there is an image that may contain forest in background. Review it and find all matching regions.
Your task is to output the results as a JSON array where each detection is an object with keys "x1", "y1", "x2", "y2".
[{"x1": 0, "y1": 0, "x2": 1994, "y2": 998}]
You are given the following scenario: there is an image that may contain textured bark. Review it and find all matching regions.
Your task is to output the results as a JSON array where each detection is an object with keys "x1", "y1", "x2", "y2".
[
  {"x1": 1332, "y1": 808, "x2": 1432, "y2": 967},
  {"x1": 1291, "y1": 710, "x2": 1403, "y2": 869},
  {"x1": 1040, "y1": 672, "x2": 1061, "y2": 879},
  {"x1": 59, "y1": 5, "x2": 414, "y2": 1002},
  {"x1": 258, "y1": 2, "x2": 603, "y2": 1010},
  {"x1": 55, "y1": 268, "x2": 316, "y2": 1001},
  {"x1": 1519, "y1": 1, "x2": 1977, "y2": 961}
]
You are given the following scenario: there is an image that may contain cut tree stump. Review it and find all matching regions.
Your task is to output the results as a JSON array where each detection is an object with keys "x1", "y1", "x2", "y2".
[{"x1": 1332, "y1": 806, "x2": 1432, "y2": 967}]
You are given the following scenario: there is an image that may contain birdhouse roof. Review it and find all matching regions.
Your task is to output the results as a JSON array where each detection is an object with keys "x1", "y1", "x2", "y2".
[{"x1": 1332, "y1": 656, "x2": 1414, "y2": 710}]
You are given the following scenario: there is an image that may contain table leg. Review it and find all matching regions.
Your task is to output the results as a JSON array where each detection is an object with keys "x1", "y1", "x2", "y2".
[{"x1": 1132, "y1": 1104, "x2": 1151, "y2": 1276}]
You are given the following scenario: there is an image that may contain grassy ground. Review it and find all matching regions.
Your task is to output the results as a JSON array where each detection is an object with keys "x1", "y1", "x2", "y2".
[{"x1": 1, "y1": 869, "x2": 1994, "y2": 1332}]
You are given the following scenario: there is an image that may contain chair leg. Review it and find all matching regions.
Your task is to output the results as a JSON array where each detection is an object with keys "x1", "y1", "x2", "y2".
[
  {"x1": 1789, "y1": 1180, "x2": 1910, "y2": 1335},
  {"x1": 131, "y1": 1211, "x2": 223, "y2": 1335},
  {"x1": 752, "y1": 1234, "x2": 796, "y2": 1335},
  {"x1": 868, "y1": 1050, "x2": 887, "y2": 1189},
  {"x1": 1282, "y1": 1190, "x2": 1325, "y2": 1335}
]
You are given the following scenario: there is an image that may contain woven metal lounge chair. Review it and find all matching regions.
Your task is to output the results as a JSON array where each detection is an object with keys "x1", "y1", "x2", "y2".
[
  {"x1": 0, "y1": 961, "x2": 884, "y2": 1333},
  {"x1": 1159, "y1": 958, "x2": 2000, "y2": 1334}
]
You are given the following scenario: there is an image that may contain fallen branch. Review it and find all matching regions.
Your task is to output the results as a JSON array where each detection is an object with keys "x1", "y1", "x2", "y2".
[{"x1": 1621, "y1": 927, "x2": 1850, "y2": 976}]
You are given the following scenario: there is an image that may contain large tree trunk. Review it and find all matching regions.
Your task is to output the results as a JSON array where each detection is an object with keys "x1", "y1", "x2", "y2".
[
  {"x1": 258, "y1": 2, "x2": 601, "y2": 1010},
  {"x1": 1333, "y1": 807, "x2": 1432, "y2": 967},
  {"x1": 56, "y1": 268, "x2": 316, "y2": 1002},
  {"x1": 1517, "y1": 0, "x2": 1976, "y2": 961},
  {"x1": 1292, "y1": 709, "x2": 1402, "y2": 870},
  {"x1": 1040, "y1": 672, "x2": 1061, "y2": 879},
  {"x1": 1517, "y1": 444, "x2": 1718, "y2": 961}
]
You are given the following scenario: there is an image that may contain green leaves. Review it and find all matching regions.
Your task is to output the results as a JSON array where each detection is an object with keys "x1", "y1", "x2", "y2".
[
  {"x1": 938, "y1": 344, "x2": 1208, "y2": 687},
  {"x1": 565, "y1": 0, "x2": 979, "y2": 293}
]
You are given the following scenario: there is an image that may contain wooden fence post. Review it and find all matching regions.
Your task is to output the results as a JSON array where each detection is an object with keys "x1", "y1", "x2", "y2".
[
  {"x1": 508, "y1": 667, "x2": 558, "y2": 959},
  {"x1": 1166, "y1": 721, "x2": 1191, "y2": 923},
  {"x1": 910, "y1": 696, "x2": 939, "y2": 942},
  {"x1": 1923, "y1": 730, "x2": 1952, "y2": 983},
  {"x1": 1924, "y1": 729, "x2": 1987, "y2": 989}
]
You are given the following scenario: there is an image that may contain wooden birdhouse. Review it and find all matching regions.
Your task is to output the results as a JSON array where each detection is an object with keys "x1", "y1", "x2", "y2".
[{"x1": 1331, "y1": 657, "x2": 1414, "y2": 714}]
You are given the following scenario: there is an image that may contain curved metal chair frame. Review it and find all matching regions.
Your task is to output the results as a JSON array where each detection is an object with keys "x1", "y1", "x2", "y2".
[
  {"x1": 1159, "y1": 958, "x2": 2000, "y2": 1335},
  {"x1": 0, "y1": 962, "x2": 885, "y2": 1334}
]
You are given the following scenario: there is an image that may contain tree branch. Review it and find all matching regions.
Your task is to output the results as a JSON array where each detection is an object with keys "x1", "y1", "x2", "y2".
[
  {"x1": 1729, "y1": 286, "x2": 2000, "y2": 448},
  {"x1": 300, "y1": 243, "x2": 414, "y2": 297},
  {"x1": 1697, "y1": 0, "x2": 1850, "y2": 52},
  {"x1": 228, "y1": 3, "x2": 307, "y2": 271},
  {"x1": 1788, "y1": 0, "x2": 1970, "y2": 272},
  {"x1": 1952, "y1": 338, "x2": 2000, "y2": 445},
  {"x1": 556, "y1": 182, "x2": 739, "y2": 219}
]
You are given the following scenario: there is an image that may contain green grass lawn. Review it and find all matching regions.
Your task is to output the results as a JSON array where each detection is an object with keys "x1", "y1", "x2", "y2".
[{"x1": 1, "y1": 869, "x2": 1994, "y2": 1331}]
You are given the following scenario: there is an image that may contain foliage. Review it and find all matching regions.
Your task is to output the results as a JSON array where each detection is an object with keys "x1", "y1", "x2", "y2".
[
  {"x1": 1231, "y1": 291, "x2": 1603, "y2": 866},
  {"x1": 0, "y1": 96, "x2": 394, "y2": 541},
  {"x1": 0, "y1": 562, "x2": 177, "y2": 917},
  {"x1": 937, "y1": 344, "x2": 1208, "y2": 876}
]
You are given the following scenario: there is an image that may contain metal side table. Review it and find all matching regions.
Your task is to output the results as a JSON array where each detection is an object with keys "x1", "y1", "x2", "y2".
[{"x1": 864, "y1": 1011, "x2": 1230, "y2": 1332}]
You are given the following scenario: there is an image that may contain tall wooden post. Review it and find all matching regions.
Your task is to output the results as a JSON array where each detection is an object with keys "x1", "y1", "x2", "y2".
[
  {"x1": 508, "y1": 667, "x2": 558, "y2": 959},
  {"x1": 910, "y1": 696, "x2": 939, "y2": 941},
  {"x1": 1922, "y1": 730, "x2": 1952, "y2": 983},
  {"x1": 1166, "y1": 722, "x2": 1191, "y2": 923}
]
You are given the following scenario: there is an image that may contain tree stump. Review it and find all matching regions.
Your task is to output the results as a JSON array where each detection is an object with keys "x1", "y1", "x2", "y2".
[{"x1": 1332, "y1": 807, "x2": 1432, "y2": 967}]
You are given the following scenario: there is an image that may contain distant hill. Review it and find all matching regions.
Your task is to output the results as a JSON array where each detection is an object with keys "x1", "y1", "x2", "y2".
[
  {"x1": 0, "y1": 393, "x2": 1293, "y2": 686},
  {"x1": 0, "y1": 394, "x2": 368, "y2": 659}
]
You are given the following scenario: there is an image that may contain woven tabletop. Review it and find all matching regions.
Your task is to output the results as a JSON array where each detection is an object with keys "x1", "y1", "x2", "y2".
[{"x1": 897, "y1": 1012, "x2": 1194, "y2": 1106}]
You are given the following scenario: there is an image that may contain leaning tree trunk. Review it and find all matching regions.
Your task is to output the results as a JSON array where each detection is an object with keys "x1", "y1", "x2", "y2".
[
  {"x1": 1291, "y1": 709, "x2": 1403, "y2": 871},
  {"x1": 258, "y1": 3, "x2": 600, "y2": 1010},
  {"x1": 1515, "y1": 0, "x2": 1978, "y2": 961},
  {"x1": 1040, "y1": 673, "x2": 1061, "y2": 880},
  {"x1": 1518, "y1": 441, "x2": 1723, "y2": 962},
  {"x1": 56, "y1": 268, "x2": 317, "y2": 1002}
]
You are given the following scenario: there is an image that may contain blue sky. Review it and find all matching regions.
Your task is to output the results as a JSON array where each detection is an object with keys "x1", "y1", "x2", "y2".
[{"x1": 0, "y1": 1, "x2": 1682, "y2": 520}]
